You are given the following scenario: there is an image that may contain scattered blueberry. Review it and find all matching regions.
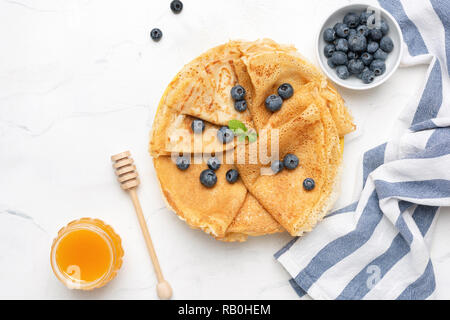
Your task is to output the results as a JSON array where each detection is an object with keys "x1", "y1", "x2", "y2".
[
  {"x1": 324, "y1": 44, "x2": 335, "y2": 58},
  {"x1": 265, "y1": 94, "x2": 283, "y2": 112},
  {"x1": 200, "y1": 169, "x2": 217, "y2": 188},
  {"x1": 226, "y1": 169, "x2": 239, "y2": 184},
  {"x1": 217, "y1": 126, "x2": 234, "y2": 144},
  {"x1": 335, "y1": 38, "x2": 349, "y2": 53},
  {"x1": 234, "y1": 100, "x2": 247, "y2": 112},
  {"x1": 170, "y1": 0, "x2": 183, "y2": 14},
  {"x1": 207, "y1": 157, "x2": 221, "y2": 171},
  {"x1": 278, "y1": 83, "x2": 294, "y2": 100},
  {"x1": 331, "y1": 51, "x2": 348, "y2": 66},
  {"x1": 336, "y1": 65, "x2": 350, "y2": 79},
  {"x1": 335, "y1": 23, "x2": 350, "y2": 38},
  {"x1": 370, "y1": 59, "x2": 386, "y2": 76},
  {"x1": 283, "y1": 154, "x2": 299, "y2": 170},
  {"x1": 150, "y1": 28, "x2": 163, "y2": 42},
  {"x1": 380, "y1": 20, "x2": 390, "y2": 35},
  {"x1": 356, "y1": 25, "x2": 369, "y2": 37},
  {"x1": 367, "y1": 41, "x2": 379, "y2": 54},
  {"x1": 380, "y1": 36, "x2": 394, "y2": 53},
  {"x1": 348, "y1": 34, "x2": 367, "y2": 52},
  {"x1": 303, "y1": 178, "x2": 315, "y2": 191},
  {"x1": 191, "y1": 119, "x2": 205, "y2": 133},
  {"x1": 361, "y1": 52, "x2": 373, "y2": 66},
  {"x1": 361, "y1": 68, "x2": 376, "y2": 84},
  {"x1": 370, "y1": 28, "x2": 383, "y2": 41},
  {"x1": 176, "y1": 156, "x2": 190, "y2": 171},
  {"x1": 374, "y1": 48, "x2": 388, "y2": 61},
  {"x1": 348, "y1": 59, "x2": 365, "y2": 75},
  {"x1": 323, "y1": 28, "x2": 336, "y2": 42},
  {"x1": 230, "y1": 85, "x2": 246, "y2": 101},
  {"x1": 271, "y1": 160, "x2": 284, "y2": 174},
  {"x1": 344, "y1": 12, "x2": 360, "y2": 29},
  {"x1": 347, "y1": 51, "x2": 358, "y2": 60}
]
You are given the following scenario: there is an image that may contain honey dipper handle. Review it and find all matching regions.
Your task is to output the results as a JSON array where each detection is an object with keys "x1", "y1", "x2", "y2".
[{"x1": 129, "y1": 188, "x2": 164, "y2": 280}]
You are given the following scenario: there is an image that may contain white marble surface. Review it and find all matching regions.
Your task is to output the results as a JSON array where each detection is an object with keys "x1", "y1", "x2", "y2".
[{"x1": 0, "y1": 0, "x2": 449, "y2": 299}]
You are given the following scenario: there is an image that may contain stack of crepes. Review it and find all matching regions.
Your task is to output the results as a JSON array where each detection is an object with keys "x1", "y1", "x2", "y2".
[{"x1": 149, "y1": 39, "x2": 355, "y2": 242}]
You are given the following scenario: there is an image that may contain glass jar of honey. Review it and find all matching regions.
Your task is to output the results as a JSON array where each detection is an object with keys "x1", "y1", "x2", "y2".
[{"x1": 50, "y1": 218, "x2": 124, "y2": 290}]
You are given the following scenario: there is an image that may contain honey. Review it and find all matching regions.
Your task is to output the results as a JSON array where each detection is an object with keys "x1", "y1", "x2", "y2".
[{"x1": 51, "y1": 218, "x2": 124, "y2": 290}]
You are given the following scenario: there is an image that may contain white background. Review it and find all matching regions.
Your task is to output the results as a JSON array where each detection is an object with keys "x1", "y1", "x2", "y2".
[{"x1": 1, "y1": 0, "x2": 449, "y2": 299}]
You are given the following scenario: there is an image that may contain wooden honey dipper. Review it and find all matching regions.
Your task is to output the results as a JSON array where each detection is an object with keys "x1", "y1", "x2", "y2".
[{"x1": 111, "y1": 151, "x2": 172, "y2": 300}]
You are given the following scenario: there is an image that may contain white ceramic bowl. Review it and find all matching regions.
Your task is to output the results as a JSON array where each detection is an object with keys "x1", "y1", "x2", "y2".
[{"x1": 316, "y1": 3, "x2": 403, "y2": 90}]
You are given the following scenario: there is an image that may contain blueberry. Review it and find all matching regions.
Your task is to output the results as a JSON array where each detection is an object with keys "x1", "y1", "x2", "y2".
[
  {"x1": 347, "y1": 29, "x2": 357, "y2": 38},
  {"x1": 207, "y1": 157, "x2": 221, "y2": 171},
  {"x1": 226, "y1": 169, "x2": 239, "y2": 184},
  {"x1": 335, "y1": 38, "x2": 348, "y2": 53},
  {"x1": 374, "y1": 48, "x2": 388, "y2": 61},
  {"x1": 271, "y1": 160, "x2": 284, "y2": 174},
  {"x1": 303, "y1": 178, "x2": 315, "y2": 191},
  {"x1": 230, "y1": 85, "x2": 246, "y2": 101},
  {"x1": 217, "y1": 126, "x2": 234, "y2": 144},
  {"x1": 380, "y1": 36, "x2": 394, "y2": 53},
  {"x1": 323, "y1": 28, "x2": 336, "y2": 42},
  {"x1": 176, "y1": 156, "x2": 190, "y2": 171},
  {"x1": 348, "y1": 59, "x2": 365, "y2": 74},
  {"x1": 344, "y1": 12, "x2": 360, "y2": 29},
  {"x1": 150, "y1": 28, "x2": 163, "y2": 42},
  {"x1": 370, "y1": 59, "x2": 386, "y2": 76},
  {"x1": 370, "y1": 28, "x2": 383, "y2": 41},
  {"x1": 170, "y1": 0, "x2": 183, "y2": 14},
  {"x1": 360, "y1": 11, "x2": 374, "y2": 26},
  {"x1": 361, "y1": 69, "x2": 376, "y2": 84},
  {"x1": 234, "y1": 100, "x2": 247, "y2": 112},
  {"x1": 334, "y1": 23, "x2": 350, "y2": 38},
  {"x1": 348, "y1": 34, "x2": 367, "y2": 52},
  {"x1": 327, "y1": 58, "x2": 336, "y2": 68},
  {"x1": 283, "y1": 154, "x2": 299, "y2": 170},
  {"x1": 367, "y1": 41, "x2": 379, "y2": 53},
  {"x1": 191, "y1": 119, "x2": 205, "y2": 133},
  {"x1": 265, "y1": 94, "x2": 283, "y2": 112},
  {"x1": 380, "y1": 20, "x2": 390, "y2": 35},
  {"x1": 347, "y1": 51, "x2": 358, "y2": 60},
  {"x1": 200, "y1": 169, "x2": 217, "y2": 188},
  {"x1": 357, "y1": 67, "x2": 370, "y2": 79},
  {"x1": 361, "y1": 52, "x2": 373, "y2": 66},
  {"x1": 331, "y1": 51, "x2": 348, "y2": 66},
  {"x1": 324, "y1": 44, "x2": 335, "y2": 58},
  {"x1": 336, "y1": 65, "x2": 350, "y2": 79},
  {"x1": 356, "y1": 25, "x2": 370, "y2": 37},
  {"x1": 278, "y1": 83, "x2": 294, "y2": 100}
]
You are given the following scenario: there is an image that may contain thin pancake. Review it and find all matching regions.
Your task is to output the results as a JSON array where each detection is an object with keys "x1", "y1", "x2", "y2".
[
  {"x1": 153, "y1": 156, "x2": 247, "y2": 237},
  {"x1": 150, "y1": 39, "x2": 355, "y2": 241}
]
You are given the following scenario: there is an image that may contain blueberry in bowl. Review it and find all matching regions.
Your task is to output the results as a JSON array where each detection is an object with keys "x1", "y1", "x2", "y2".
[{"x1": 317, "y1": 4, "x2": 403, "y2": 90}]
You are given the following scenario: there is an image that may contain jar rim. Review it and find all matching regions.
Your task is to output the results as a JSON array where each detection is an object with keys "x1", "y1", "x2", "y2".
[{"x1": 50, "y1": 222, "x2": 116, "y2": 290}]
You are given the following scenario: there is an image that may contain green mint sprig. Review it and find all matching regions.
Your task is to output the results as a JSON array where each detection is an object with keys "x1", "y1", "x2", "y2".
[{"x1": 228, "y1": 120, "x2": 257, "y2": 143}]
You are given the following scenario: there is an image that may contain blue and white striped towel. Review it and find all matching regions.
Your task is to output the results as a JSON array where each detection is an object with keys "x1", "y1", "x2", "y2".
[{"x1": 275, "y1": 0, "x2": 450, "y2": 300}]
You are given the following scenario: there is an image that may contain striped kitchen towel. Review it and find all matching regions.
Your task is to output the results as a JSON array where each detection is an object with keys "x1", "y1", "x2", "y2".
[{"x1": 275, "y1": 0, "x2": 450, "y2": 300}]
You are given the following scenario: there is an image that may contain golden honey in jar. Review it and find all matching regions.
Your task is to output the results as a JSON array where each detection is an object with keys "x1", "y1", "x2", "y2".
[{"x1": 50, "y1": 218, "x2": 124, "y2": 290}]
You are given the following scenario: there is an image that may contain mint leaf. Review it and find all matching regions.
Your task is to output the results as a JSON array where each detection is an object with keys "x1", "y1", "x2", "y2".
[
  {"x1": 228, "y1": 119, "x2": 247, "y2": 132},
  {"x1": 247, "y1": 132, "x2": 257, "y2": 143},
  {"x1": 234, "y1": 128, "x2": 245, "y2": 136}
]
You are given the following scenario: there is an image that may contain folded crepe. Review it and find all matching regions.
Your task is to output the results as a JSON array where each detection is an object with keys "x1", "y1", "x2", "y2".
[{"x1": 149, "y1": 39, "x2": 355, "y2": 241}]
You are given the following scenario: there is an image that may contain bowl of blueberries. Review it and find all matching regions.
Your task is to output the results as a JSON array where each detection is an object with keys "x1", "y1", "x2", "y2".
[{"x1": 316, "y1": 3, "x2": 403, "y2": 90}]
